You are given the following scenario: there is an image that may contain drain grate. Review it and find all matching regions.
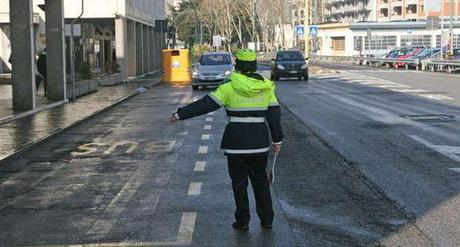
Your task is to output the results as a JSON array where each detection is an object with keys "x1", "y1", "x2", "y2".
[{"x1": 401, "y1": 114, "x2": 455, "y2": 122}]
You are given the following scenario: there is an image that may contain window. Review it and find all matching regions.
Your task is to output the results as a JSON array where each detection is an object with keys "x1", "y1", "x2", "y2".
[
  {"x1": 436, "y1": 35, "x2": 460, "y2": 48},
  {"x1": 354, "y1": 36, "x2": 363, "y2": 51},
  {"x1": 331, "y1": 37, "x2": 345, "y2": 51},
  {"x1": 276, "y1": 51, "x2": 305, "y2": 61},
  {"x1": 401, "y1": 35, "x2": 431, "y2": 46},
  {"x1": 364, "y1": 36, "x2": 397, "y2": 50},
  {"x1": 199, "y1": 54, "x2": 232, "y2": 65}
]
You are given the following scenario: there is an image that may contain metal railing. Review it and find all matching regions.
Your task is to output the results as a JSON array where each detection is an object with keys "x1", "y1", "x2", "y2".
[{"x1": 310, "y1": 55, "x2": 460, "y2": 73}]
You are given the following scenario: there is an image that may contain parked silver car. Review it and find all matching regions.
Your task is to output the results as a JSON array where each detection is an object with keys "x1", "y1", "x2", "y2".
[{"x1": 192, "y1": 52, "x2": 233, "y2": 90}]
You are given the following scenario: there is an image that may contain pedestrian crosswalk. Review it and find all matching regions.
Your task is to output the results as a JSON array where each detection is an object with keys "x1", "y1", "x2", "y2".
[{"x1": 312, "y1": 72, "x2": 455, "y2": 102}]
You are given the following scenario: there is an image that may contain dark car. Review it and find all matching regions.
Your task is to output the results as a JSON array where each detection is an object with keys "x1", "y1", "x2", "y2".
[{"x1": 270, "y1": 50, "x2": 308, "y2": 81}]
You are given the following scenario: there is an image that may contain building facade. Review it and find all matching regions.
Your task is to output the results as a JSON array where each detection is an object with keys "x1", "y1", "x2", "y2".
[
  {"x1": 323, "y1": 0, "x2": 377, "y2": 23},
  {"x1": 0, "y1": 0, "x2": 167, "y2": 78}
]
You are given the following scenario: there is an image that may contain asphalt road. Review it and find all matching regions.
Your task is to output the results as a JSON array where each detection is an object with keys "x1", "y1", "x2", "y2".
[
  {"x1": 264, "y1": 63, "x2": 460, "y2": 246},
  {"x1": 0, "y1": 64, "x2": 459, "y2": 246}
]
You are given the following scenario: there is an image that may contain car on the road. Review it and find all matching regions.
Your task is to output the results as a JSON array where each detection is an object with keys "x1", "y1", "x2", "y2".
[
  {"x1": 270, "y1": 50, "x2": 308, "y2": 81},
  {"x1": 191, "y1": 52, "x2": 233, "y2": 90}
]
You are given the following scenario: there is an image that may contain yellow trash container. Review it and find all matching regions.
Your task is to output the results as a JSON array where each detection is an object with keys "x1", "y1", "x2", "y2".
[{"x1": 162, "y1": 49, "x2": 192, "y2": 83}]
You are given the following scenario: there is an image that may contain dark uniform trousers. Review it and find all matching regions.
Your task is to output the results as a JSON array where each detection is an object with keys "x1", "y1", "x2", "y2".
[{"x1": 227, "y1": 155, "x2": 274, "y2": 225}]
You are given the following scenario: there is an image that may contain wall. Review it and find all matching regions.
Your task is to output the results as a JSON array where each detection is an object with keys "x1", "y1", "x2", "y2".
[{"x1": 125, "y1": 0, "x2": 166, "y2": 25}]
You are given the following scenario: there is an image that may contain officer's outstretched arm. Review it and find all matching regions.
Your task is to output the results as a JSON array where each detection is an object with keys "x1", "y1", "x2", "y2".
[
  {"x1": 174, "y1": 84, "x2": 228, "y2": 121},
  {"x1": 266, "y1": 91, "x2": 284, "y2": 143}
]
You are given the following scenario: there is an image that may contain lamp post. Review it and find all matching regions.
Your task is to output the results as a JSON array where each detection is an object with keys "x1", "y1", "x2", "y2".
[{"x1": 305, "y1": 0, "x2": 310, "y2": 59}]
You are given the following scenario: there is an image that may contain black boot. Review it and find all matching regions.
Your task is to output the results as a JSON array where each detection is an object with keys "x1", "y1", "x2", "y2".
[{"x1": 232, "y1": 222, "x2": 249, "y2": 231}]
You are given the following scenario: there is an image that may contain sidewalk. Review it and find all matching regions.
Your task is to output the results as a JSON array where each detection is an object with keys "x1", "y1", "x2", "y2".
[{"x1": 0, "y1": 73, "x2": 161, "y2": 163}]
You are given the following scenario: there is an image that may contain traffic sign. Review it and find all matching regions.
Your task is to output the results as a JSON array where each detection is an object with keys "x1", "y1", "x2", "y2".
[
  {"x1": 295, "y1": 26, "x2": 305, "y2": 36},
  {"x1": 309, "y1": 26, "x2": 318, "y2": 36}
]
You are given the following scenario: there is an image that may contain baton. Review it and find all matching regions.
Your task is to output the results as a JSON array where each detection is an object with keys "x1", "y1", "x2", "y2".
[{"x1": 268, "y1": 152, "x2": 278, "y2": 184}]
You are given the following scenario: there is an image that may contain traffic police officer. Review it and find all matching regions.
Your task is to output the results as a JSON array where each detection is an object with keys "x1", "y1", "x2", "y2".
[{"x1": 170, "y1": 49, "x2": 283, "y2": 230}]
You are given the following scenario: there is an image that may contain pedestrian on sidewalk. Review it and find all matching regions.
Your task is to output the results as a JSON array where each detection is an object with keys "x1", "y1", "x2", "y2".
[
  {"x1": 37, "y1": 49, "x2": 47, "y2": 96},
  {"x1": 170, "y1": 49, "x2": 283, "y2": 231}
]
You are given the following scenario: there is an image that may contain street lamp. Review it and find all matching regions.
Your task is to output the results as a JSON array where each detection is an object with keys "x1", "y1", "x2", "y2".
[{"x1": 304, "y1": 0, "x2": 310, "y2": 59}]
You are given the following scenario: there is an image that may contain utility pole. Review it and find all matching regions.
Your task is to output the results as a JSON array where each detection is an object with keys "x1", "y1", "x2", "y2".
[
  {"x1": 449, "y1": 0, "x2": 454, "y2": 55},
  {"x1": 305, "y1": 0, "x2": 310, "y2": 59},
  {"x1": 441, "y1": 0, "x2": 444, "y2": 57}
]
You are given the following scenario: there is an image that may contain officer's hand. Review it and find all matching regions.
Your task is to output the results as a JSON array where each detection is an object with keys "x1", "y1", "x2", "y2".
[
  {"x1": 170, "y1": 113, "x2": 180, "y2": 123},
  {"x1": 273, "y1": 143, "x2": 282, "y2": 154}
]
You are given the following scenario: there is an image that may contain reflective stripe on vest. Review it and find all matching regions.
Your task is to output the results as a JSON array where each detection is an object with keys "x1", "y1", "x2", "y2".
[
  {"x1": 229, "y1": 117, "x2": 265, "y2": 123},
  {"x1": 224, "y1": 147, "x2": 270, "y2": 154}
]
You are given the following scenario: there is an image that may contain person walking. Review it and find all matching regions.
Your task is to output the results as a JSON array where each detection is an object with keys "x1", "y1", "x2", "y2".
[
  {"x1": 170, "y1": 49, "x2": 283, "y2": 231},
  {"x1": 37, "y1": 49, "x2": 47, "y2": 96}
]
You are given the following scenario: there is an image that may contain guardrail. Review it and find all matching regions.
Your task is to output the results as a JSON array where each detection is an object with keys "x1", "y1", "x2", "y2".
[{"x1": 310, "y1": 55, "x2": 460, "y2": 74}]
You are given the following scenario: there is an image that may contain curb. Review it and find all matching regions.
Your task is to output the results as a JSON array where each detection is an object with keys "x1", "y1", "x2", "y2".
[{"x1": 0, "y1": 79, "x2": 161, "y2": 166}]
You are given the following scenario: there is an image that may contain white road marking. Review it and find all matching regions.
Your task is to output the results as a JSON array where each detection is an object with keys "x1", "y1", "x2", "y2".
[
  {"x1": 88, "y1": 165, "x2": 149, "y2": 235},
  {"x1": 418, "y1": 94, "x2": 454, "y2": 101},
  {"x1": 30, "y1": 212, "x2": 197, "y2": 247},
  {"x1": 448, "y1": 168, "x2": 460, "y2": 173},
  {"x1": 374, "y1": 84, "x2": 412, "y2": 89},
  {"x1": 178, "y1": 131, "x2": 189, "y2": 136},
  {"x1": 205, "y1": 117, "x2": 213, "y2": 122},
  {"x1": 201, "y1": 134, "x2": 211, "y2": 140},
  {"x1": 207, "y1": 112, "x2": 215, "y2": 115},
  {"x1": 204, "y1": 125, "x2": 212, "y2": 130},
  {"x1": 188, "y1": 182, "x2": 202, "y2": 195},
  {"x1": 409, "y1": 135, "x2": 460, "y2": 163},
  {"x1": 389, "y1": 88, "x2": 428, "y2": 93},
  {"x1": 194, "y1": 161, "x2": 206, "y2": 172},
  {"x1": 198, "y1": 146, "x2": 208, "y2": 154}
]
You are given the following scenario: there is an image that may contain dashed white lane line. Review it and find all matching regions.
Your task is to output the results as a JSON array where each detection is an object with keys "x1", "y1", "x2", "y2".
[
  {"x1": 204, "y1": 125, "x2": 212, "y2": 130},
  {"x1": 201, "y1": 134, "x2": 211, "y2": 140},
  {"x1": 188, "y1": 182, "x2": 202, "y2": 195},
  {"x1": 198, "y1": 146, "x2": 208, "y2": 154},
  {"x1": 448, "y1": 168, "x2": 460, "y2": 173},
  {"x1": 207, "y1": 112, "x2": 215, "y2": 115},
  {"x1": 390, "y1": 88, "x2": 428, "y2": 93},
  {"x1": 205, "y1": 117, "x2": 213, "y2": 122},
  {"x1": 418, "y1": 94, "x2": 454, "y2": 101},
  {"x1": 194, "y1": 161, "x2": 206, "y2": 172}
]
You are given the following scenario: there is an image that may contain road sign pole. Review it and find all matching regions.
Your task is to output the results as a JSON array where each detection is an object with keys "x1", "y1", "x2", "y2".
[{"x1": 305, "y1": 0, "x2": 310, "y2": 59}]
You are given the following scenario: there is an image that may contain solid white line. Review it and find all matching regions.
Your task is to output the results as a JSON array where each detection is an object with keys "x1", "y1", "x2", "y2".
[
  {"x1": 194, "y1": 161, "x2": 206, "y2": 172},
  {"x1": 88, "y1": 166, "x2": 149, "y2": 235},
  {"x1": 201, "y1": 134, "x2": 211, "y2": 140},
  {"x1": 205, "y1": 117, "x2": 213, "y2": 122},
  {"x1": 30, "y1": 212, "x2": 197, "y2": 247},
  {"x1": 198, "y1": 146, "x2": 208, "y2": 154},
  {"x1": 448, "y1": 168, "x2": 460, "y2": 173},
  {"x1": 188, "y1": 182, "x2": 202, "y2": 195},
  {"x1": 204, "y1": 125, "x2": 212, "y2": 130}
]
